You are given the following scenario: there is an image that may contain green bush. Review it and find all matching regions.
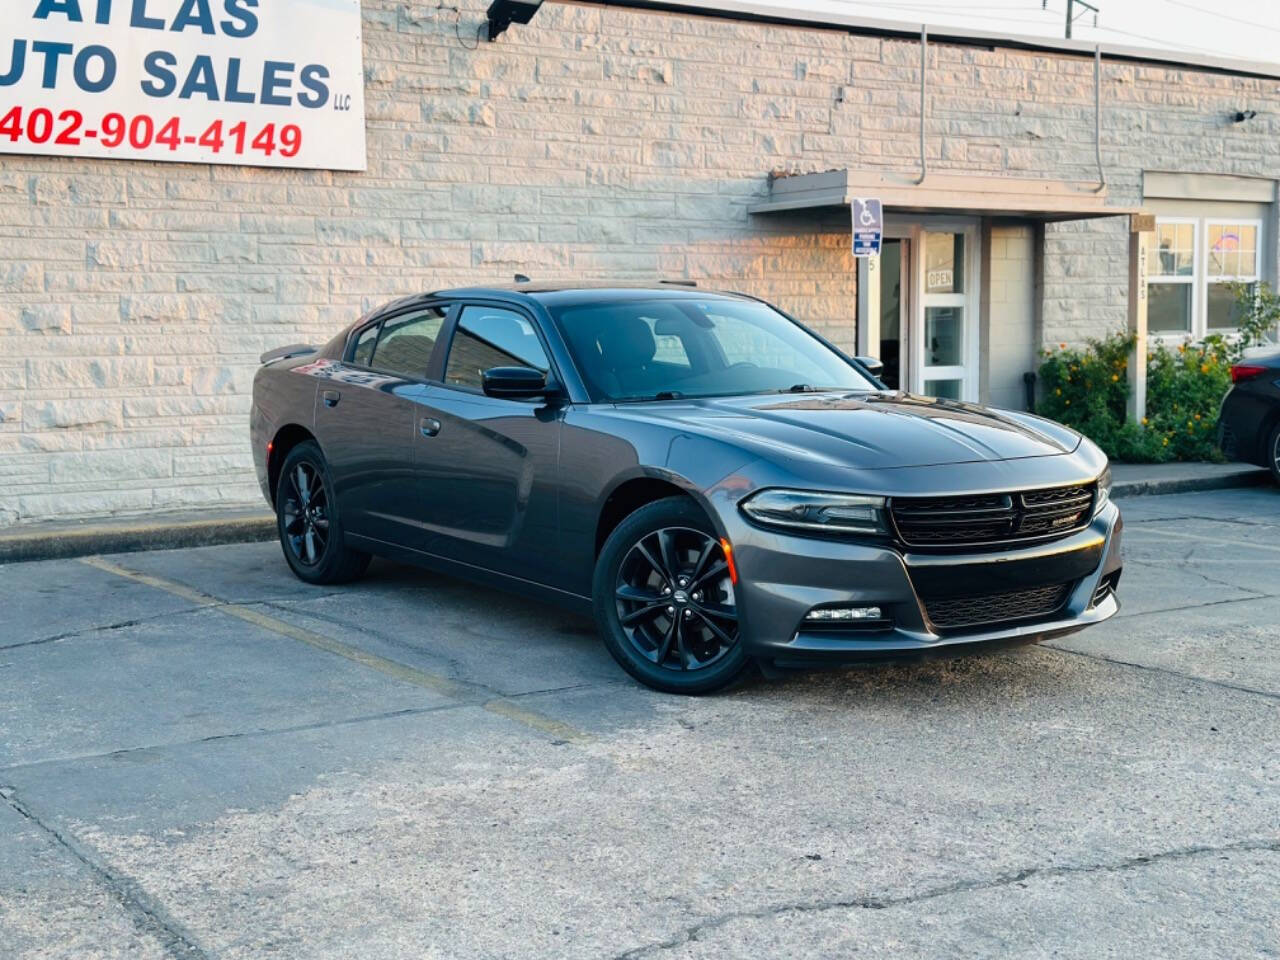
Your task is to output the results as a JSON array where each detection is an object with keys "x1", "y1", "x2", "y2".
[
  {"x1": 1036, "y1": 334, "x2": 1229, "y2": 463},
  {"x1": 1036, "y1": 282, "x2": 1276, "y2": 462}
]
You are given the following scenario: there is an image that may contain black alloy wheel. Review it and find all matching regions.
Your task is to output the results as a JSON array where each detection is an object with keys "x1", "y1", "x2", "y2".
[
  {"x1": 282, "y1": 459, "x2": 329, "y2": 567},
  {"x1": 276, "y1": 441, "x2": 371, "y2": 585},
  {"x1": 594, "y1": 497, "x2": 749, "y2": 694}
]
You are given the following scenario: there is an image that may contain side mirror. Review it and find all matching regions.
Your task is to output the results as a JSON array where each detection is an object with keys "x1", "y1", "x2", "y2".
[
  {"x1": 855, "y1": 355, "x2": 885, "y2": 380},
  {"x1": 482, "y1": 366, "x2": 556, "y2": 399}
]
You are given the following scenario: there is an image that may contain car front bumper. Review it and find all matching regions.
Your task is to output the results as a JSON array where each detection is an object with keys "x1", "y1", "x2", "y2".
[{"x1": 724, "y1": 500, "x2": 1123, "y2": 667}]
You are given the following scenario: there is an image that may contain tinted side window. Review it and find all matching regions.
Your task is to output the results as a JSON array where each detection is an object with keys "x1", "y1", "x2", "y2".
[
  {"x1": 370, "y1": 307, "x2": 448, "y2": 379},
  {"x1": 445, "y1": 306, "x2": 550, "y2": 389},
  {"x1": 351, "y1": 323, "x2": 380, "y2": 367}
]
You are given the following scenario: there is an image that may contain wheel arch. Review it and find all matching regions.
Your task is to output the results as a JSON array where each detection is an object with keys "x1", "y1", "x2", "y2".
[
  {"x1": 594, "y1": 473, "x2": 708, "y2": 556},
  {"x1": 268, "y1": 423, "x2": 320, "y2": 507}
]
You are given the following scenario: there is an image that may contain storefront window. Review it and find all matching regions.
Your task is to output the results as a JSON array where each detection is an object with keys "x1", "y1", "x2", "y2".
[
  {"x1": 1147, "y1": 217, "x2": 1263, "y2": 338},
  {"x1": 1206, "y1": 222, "x2": 1259, "y2": 330},
  {"x1": 1147, "y1": 221, "x2": 1195, "y2": 334}
]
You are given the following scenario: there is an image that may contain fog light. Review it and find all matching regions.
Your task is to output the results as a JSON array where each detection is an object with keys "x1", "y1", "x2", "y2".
[{"x1": 805, "y1": 606, "x2": 882, "y2": 621}]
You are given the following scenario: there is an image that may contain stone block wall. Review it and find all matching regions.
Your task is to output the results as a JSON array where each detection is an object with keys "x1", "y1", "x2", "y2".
[{"x1": 1, "y1": 0, "x2": 1277, "y2": 523}]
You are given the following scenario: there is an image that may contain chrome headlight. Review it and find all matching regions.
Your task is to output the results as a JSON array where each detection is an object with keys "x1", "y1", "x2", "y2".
[
  {"x1": 740, "y1": 489, "x2": 888, "y2": 536},
  {"x1": 1094, "y1": 465, "x2": 1112, "y2": 515}
]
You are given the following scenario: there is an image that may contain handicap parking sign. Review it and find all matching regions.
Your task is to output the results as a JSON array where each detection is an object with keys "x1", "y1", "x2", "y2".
[{"x1": 852, "y1": 197, "x2": 883, "y2": 257}]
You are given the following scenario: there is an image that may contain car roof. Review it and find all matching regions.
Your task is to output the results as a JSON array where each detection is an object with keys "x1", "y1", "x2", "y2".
[{"x1": 366, "y1": 283, "x2": 753, "y2": 321}]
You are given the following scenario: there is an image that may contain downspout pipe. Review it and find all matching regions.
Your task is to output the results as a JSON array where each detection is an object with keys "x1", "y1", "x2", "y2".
[
  {"x1": 1093, "y1": 44, "x2": 1106, "y2": 193},
  {"x1": 916, "y1": 24, "x2": 927, "y2": 185}
]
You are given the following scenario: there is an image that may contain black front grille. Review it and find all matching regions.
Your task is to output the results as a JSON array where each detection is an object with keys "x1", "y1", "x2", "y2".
[
  {"x1": 924, "y1": 582, "x2": 1072, "y2": 630},
  {"x1": 890, "y1": 483, "x2": 1095, "y2": 548}
]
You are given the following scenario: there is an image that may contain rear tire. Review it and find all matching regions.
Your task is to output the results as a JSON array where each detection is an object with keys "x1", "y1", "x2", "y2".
[
  {"x1": 1268, "y1": 421, "x2": 1280, "y2": 486},
  {"x1": 276, "y1": 441, "x2": 371, "y2": 585},
  {"x1": 593, "y1": 497, "x2": 750, "y2": 695}
]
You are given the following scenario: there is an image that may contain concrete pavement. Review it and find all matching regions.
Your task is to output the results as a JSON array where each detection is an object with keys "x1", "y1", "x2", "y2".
[{"x1": 1, "y1": 486, "x2": 1278, "y2": 959}]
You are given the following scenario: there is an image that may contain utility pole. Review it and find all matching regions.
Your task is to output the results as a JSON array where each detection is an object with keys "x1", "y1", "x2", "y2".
[{"x1": 1049, "y1": 0, "x2": 1099, "y2": 39}]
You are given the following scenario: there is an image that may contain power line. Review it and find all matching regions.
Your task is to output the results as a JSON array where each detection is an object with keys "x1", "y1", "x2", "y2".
[
  {"x1": 1040, "y1": 1, "x2": 1239, "y2": 57},
  {"x1": 1158, "y1": 0, "x2": 1280, "y2": 37}
]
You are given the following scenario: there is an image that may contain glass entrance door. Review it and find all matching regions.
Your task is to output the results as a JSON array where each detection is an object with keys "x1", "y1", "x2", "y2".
[{"x1": 915, "y1": 228, "x2": 976, "y2": 401}]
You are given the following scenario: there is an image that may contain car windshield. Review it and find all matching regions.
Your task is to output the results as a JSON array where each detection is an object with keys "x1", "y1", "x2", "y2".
[{"x1": 551, "y1": 298, "x2": 878, "y2": 402}]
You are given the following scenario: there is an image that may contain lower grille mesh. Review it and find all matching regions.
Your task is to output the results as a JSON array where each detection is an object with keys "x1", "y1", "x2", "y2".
[{"x1": 924, "y1": 582, "x2": 1072, "y2": 630}]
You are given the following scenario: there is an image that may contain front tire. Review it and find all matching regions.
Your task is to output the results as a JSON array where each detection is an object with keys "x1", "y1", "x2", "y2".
[
  {"x1": 276, "y1": 441, "x2": 371, "y2": 585},
  {"x1": 593, "y1": 497, "x2": 749, "y2": 694}
]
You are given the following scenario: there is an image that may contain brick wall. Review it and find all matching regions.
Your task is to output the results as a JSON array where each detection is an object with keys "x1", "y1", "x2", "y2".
[{"x1": 1, "y1": 0, "x2": 1277, "y2": 524}]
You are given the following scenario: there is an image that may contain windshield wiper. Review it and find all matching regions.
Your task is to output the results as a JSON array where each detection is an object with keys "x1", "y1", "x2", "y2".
[
  {"x1": 618, "y1": 390, "x2": 685, "y2": 403},
  {"x1": 787, "y1": 383, "x2": 816, "y2": 393}
]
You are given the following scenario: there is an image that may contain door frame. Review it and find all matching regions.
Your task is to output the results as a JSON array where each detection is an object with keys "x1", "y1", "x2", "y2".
[{"x1": 883, "y1": 214, "x2": 982, "y2": 401}]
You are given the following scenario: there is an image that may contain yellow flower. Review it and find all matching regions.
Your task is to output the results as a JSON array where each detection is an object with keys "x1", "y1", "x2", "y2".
[
  {"x1": 1065, "y1": 399, "x2": 1071, "y2": 406},
  {"x1": 1163, "y1": 437, "x2": 1170, "y2": 446},
  {"x1": 1059, "y1": 342, "x2": 1067, "y2": 349},
  {"x1": 1200, "y1": 364, "x2": 1209, "y2": 374},
  {"x1": 1055, "y1": 388, "x2": 1062, "y2": 396},
  {"x1": 1194, "y1": 413, "x2": 1201, "y2": 421},
  {"x1": 1141, "y1": 417, "x2": 1149, "y2": 425},
  {"x1": 1178, "y1": 343, "x2": 1187, "y2": 353},
  {"x1": 1111, "y1": 374, "x2": 1119, "y2": 382}
]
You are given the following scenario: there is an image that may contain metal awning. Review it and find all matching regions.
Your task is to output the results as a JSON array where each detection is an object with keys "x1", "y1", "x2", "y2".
[{"x1": 749, "y1": 169, "x2": 1142, "y2": 222}]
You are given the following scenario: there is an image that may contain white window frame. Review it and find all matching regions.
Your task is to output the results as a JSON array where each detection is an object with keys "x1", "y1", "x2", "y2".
[
  {"x1": 1203, "y1": 218, "x2": 1263, "y2": 335},
  {"x1": 910, "y1": 221, "x2": 981, "y2": 402},
  {"x1": 1148, "y1": 216, "x2": 1264, "y2": 341},
  {"x1": 1147, "y1": 217, "x2": 1198, "y2": 339}
]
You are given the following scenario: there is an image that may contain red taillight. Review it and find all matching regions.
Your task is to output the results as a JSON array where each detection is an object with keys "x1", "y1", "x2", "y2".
[{"x1": 1230, "y1": 364, "x2": 1266, "y2": 384}]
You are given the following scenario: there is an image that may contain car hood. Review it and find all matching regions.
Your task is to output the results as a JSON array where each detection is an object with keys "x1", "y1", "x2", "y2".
[{"x1": 611, "y1": 391, "x2": 1082, "y2": 470}]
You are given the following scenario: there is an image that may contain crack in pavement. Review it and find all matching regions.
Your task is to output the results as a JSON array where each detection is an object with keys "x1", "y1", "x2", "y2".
[
  {"x1": 0, "y1": 607, "x2": 209, "y2": 651},
  {"x1": 1112, "y1": 591, "x2": 1280, "y2": 621},
  {"x1": 0, "y1": 702, "x2": 474, "y2": 775},
  {"x1": 611, "y1": 838, "x2": 1280, "y2": 958},
  {"x1": 1120, "y1": 557, "x2": 1268, "y2": 595},
  {"x1": 1043, "y1": 643, "x2": 1280, "y2": 702},
  {"x1": 0, "y1": 785, "x2": 213, "y2": 960},
  {"x1": 1127, "y1": 515, "x2": 1277, "y2": 529},
  {"x1": 1, "y1": 591, "x2": 348, "y2": 653}
]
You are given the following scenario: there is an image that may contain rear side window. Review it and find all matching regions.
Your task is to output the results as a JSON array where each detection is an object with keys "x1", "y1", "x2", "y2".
[
  {"x1": 445, "y1": 306, "x2": 550, "y2": 389},
  {"x1": 369, "y1": 307, "x2": 448, "y2": 379},
  {"x1": 351, "y1": 323, "x2": 380, "y2": 367}
]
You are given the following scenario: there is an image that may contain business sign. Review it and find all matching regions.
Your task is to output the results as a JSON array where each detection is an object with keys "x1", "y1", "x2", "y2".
[
  {"x1": 0, "y1": 0, "x2": 366, "y2": 170},
  {"x1": 852, "y1": 197, "x2": 882, "y2": 258}
]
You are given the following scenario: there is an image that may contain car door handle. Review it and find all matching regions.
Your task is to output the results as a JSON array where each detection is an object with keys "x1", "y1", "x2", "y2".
[
  {"x1": 322, "y1": 390, "x2": 341, "y2": 408},
  {"x1": 420, "y1": 417, "x2": 441, "y2": 438}
]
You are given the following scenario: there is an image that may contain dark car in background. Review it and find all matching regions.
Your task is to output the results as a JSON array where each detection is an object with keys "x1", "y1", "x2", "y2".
[
  {"x1": 250, "y1": 285, "x2": 1122, "y2": 694},
  {"x1": 1219, "y1": 348, "x2": 1280, "y2": 485}
]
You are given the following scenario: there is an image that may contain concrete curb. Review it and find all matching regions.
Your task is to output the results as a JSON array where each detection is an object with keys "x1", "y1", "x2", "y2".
[
  {"x1": 0, "y1": 467, "x2": 1271, "y2": 564},
  {"x1": 1112, "y1": 467, "x2": 1271, "y2": 499},
  {"x1": 0, "y1": 512, "x2": 275, "y2": 564}
]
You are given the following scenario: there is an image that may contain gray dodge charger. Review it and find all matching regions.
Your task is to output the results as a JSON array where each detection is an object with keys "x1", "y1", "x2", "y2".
[{"x1": 251, "y1": 285, "x2": 1122, "y2": 693}]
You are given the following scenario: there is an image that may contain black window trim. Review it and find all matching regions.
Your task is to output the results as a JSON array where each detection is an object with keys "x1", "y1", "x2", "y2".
[
  {"x1": 342, "y1": 301, "x2": 457, "y2": 382},
  {"x1": 436, "y1": 299, "x2": 564, "y2": 400}
]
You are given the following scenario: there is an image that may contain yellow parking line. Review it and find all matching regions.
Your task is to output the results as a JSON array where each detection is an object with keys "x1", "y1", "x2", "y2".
[{"x1": 79, "y1": 555, "x2": 592, "y2": 743}]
